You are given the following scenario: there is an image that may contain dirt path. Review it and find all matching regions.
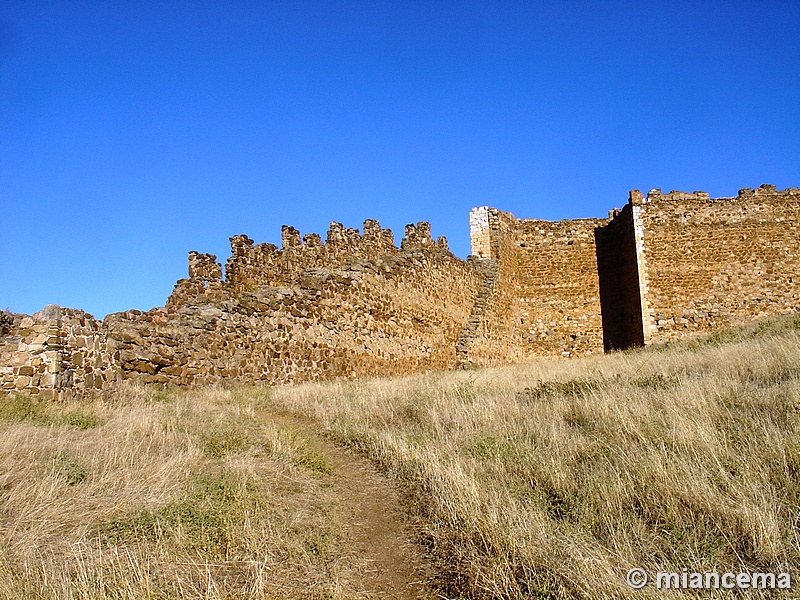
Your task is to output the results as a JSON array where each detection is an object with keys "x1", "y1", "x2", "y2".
[{"x1": 267, "y1": 411, "x2": 437, "y2": 599}]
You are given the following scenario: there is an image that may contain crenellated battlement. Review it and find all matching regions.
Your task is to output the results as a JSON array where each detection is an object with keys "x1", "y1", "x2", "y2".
[
  {"x1": 738, "y1": 184, "x2": 800, "y2": 197},
  {"x1": 401, "y1": 221, "x2": 443, "y2": 250},
  {"x1": 639, "y1": 184, "x2": 800, "y2": 205},
  {"x1": 644, "y1": 189, "x2": 710, "y2": 202},
  {"x1": 165, "y1": 216, "x2": 461, "y2": 317},
  {"x1": 188, "y1": 251, "x2": 223, "y2": 282},
  {"x1": 178, "y1": 218, "x2": 451, "y2": 296}
]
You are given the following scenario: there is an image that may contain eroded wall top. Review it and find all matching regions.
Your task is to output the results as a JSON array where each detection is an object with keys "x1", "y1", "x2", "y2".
[{"x1": 3, "y1": 217, "x2": 482, "y2": 399}]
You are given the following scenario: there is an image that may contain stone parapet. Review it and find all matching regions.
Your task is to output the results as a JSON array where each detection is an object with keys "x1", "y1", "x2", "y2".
[{"x1": 3, "y1": 217, "x2": 481, "y2": 398}]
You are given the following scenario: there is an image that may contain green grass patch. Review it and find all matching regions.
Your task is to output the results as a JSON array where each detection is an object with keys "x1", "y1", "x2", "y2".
[
  {"x1": 60, "y1": 409, "x2": 101, "y2": 430},
  {"x1": 48, "y1": 451, "x2": 88, "y2": 485},
  {"x1": 629, "y1": 372, "x2": 679, "y2": 389},
  {"x1": 146, "y1": 386, "x2": 179, "y2": 403},
  {"x1": 199, "y1": 418, "x2": 253, "y2": 458},
  {"x1": 294, "y1": 444, "x2": 336, "y2": 476},
  {"x1": 0, "y1": 395, "x2": 101, "y2": 429},
  {"x1": 0, "y1": 394, "x2": 50, "y2": 424},
  {"x1": 702, "y1": 312, "x2": 800, "y2": 347},
  {"x1": 467, "y1": 434, "x2": 520, "y2": 461},
  {"x1": 517, "y1": 377, "x2": 606, "y2": 402},
  {"x1": 101, "y1": 470, "x2": 267, "y2": 559}
]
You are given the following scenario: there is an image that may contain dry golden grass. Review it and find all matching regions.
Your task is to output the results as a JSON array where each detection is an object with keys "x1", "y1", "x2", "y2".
[
  {"x1": 2, "y1": 313, "x2": 799, "y2": 598},
  {"x1": 0, "y1": 385, "x2": 374, "y2": 599},
  {"x1": 269, "y1": 313, "x2": 800, "y2": 599}
]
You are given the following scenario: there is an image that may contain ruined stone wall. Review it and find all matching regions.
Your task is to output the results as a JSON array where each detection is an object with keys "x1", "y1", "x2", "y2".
[
  {"x1": 466, "y1": 208, "x2": 605, "y2": 362},
  {"x1": 1, "y1": 306, "x2": 114, "y2": 400},
  {"x1": 4, "y1": 184, "x2": 800, "y2": 400},
  {"x1": 459, "y1": 209, "x2": 520, "y2": 365},
  {"x1": 158, "y1": 220, "x2": 477, "y2": 386},
  {"x1": 595, "y1": 196, "x2": 647, "y2": 351},
  {"x1": 633, "y1": 184, "x2": 800, "y2": 343},
  {"x1": 136, "y1": 236, "x2": 480, "y2": 387},
  {"x1": 2, "y1": 219, "x2": 481, "y2": 398}
]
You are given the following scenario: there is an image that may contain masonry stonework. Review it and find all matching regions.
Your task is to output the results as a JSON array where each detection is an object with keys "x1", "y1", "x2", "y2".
[
  {"x1": 459, "y1": 207, "x2": 607, "y2": 365},
  {"x1": 2, "y1": 184, "x2": 799, "y2": 399},
  {"x1": 0, "y1": 307, "x2": 113, "y2": 400},
  {"x1": 595, "y1": 200, "x2": 646, "y2": 351},
  {"x1": 3, "y1": 221, "x2": 482, "y2": 399},
  {"x1": 624, "y1": 184, "x2": 800, "y2": 344}
]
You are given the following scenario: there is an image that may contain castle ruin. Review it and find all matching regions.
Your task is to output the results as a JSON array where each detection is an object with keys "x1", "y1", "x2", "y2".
[{"x1": 2, "y1": 184, "x2": 799, "y2": 399}]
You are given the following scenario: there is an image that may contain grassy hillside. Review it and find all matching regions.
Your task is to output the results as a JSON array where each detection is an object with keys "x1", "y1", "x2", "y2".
[
  {"x1": 0, "y1": 387, "x2": 396, "y2": 599},
  {"x1": 1, "y1": 313, "x2": 799, "y2": 598},
  {"x1": 270, "y1": 314, "x2": 800, "y2": 599}
]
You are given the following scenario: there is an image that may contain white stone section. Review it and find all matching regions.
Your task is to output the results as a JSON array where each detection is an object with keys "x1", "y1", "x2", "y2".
[
  {"x1": 631, "y1": 204, "x2": 656, "y2": 344},
  {"x1": 470, "y1": 206, "x2": 491, "y2": 258}
]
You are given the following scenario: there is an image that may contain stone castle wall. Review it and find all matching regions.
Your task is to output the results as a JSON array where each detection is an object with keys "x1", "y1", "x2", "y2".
[
  {"x1": 462, "y1": 207, "x2": 605, "y2": 364},
  {"x1": 467, "y1": 184, "x2": 800, "y2": 356},
  {"x1": 2, "y1": 184, "x2": 799, "y2": 400},
  {"x1": 459, "y1": 208, "x2": 519, "y2": 365},
  {"x1": 594, "y1": 196, "x2": 647, "y2": 351},
  {"x1": 510, "y1": 216, "x2": 606, "y2": 358},
  {"x1": 3, "y1": 220, "x2": 481, "y2": 399},
  {"x1": 631, "y1": 184, "x2": 800, "y2": 344}
]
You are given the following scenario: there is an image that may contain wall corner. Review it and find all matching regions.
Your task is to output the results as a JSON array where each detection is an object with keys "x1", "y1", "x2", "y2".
[{"x1": 630, "y1": 204, "x2": 656, "y2": 344}]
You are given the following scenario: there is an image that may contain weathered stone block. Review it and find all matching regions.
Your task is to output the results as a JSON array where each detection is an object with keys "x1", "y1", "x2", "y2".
[{"x1": 42, "y1": 304, "x2": 61, "y2": 322}]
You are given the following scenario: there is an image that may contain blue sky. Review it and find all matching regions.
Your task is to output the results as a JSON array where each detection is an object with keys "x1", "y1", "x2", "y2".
[{"x1": 2, "y1": 1, "x2": 799, "y2": 319}]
